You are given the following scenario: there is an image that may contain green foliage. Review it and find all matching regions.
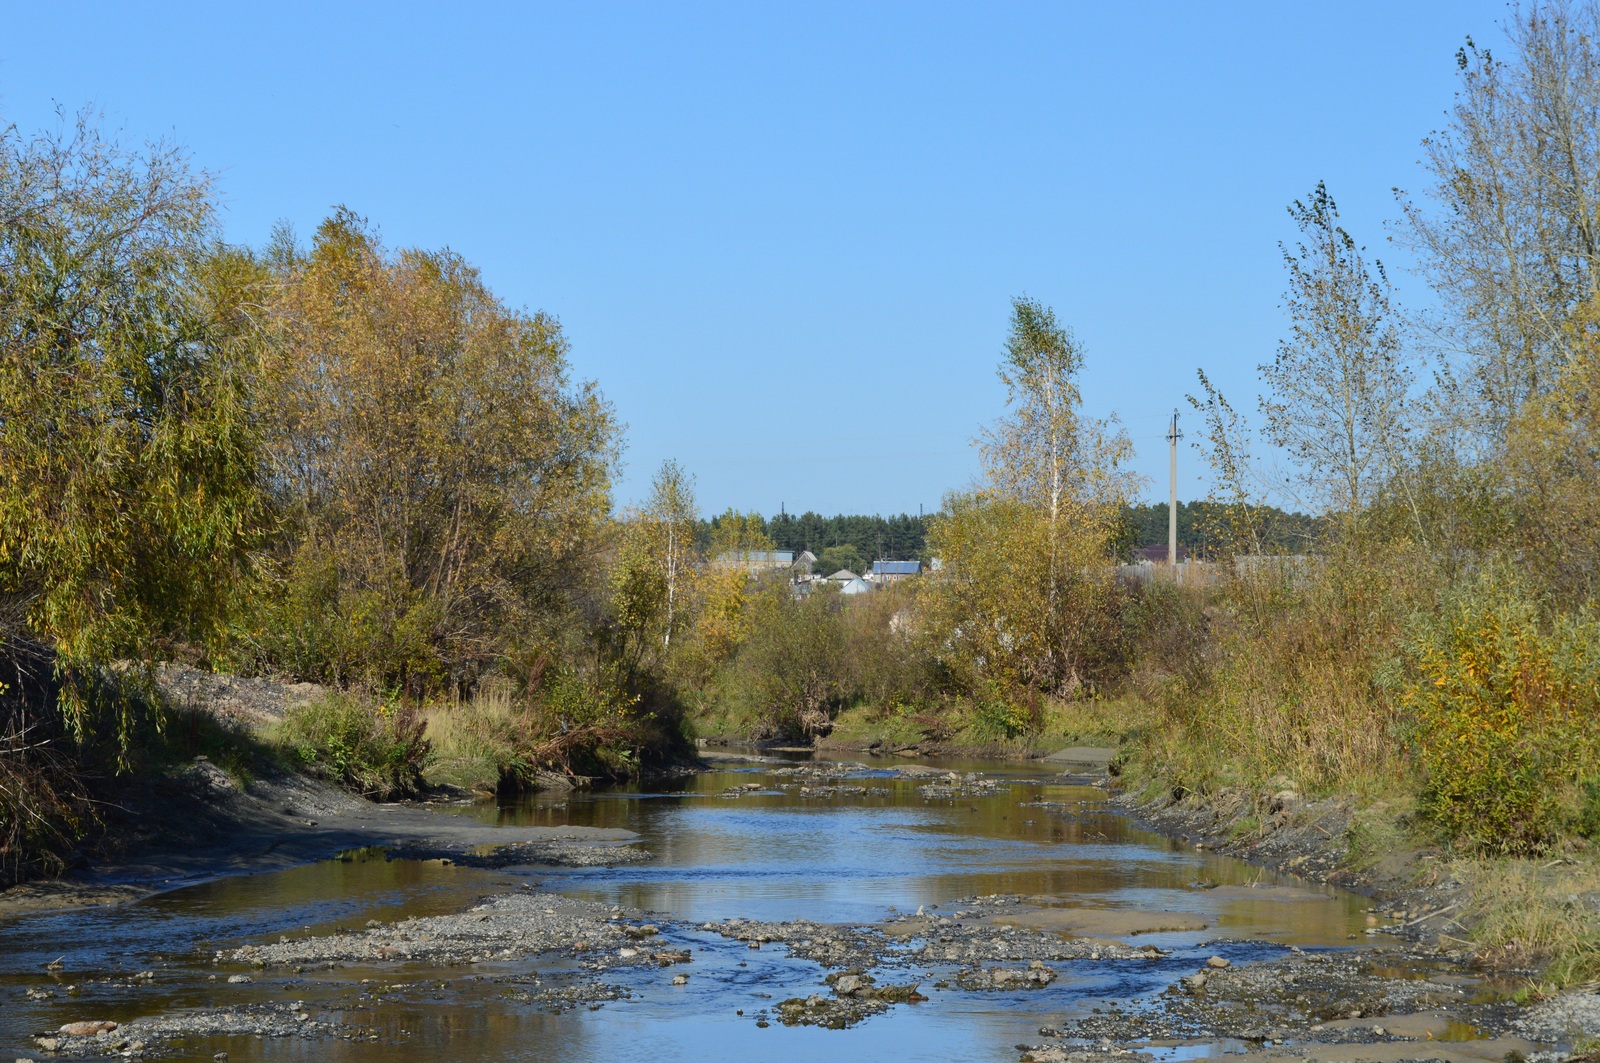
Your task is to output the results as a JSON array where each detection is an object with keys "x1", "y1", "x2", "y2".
[
  {"x1": 277, "y1": 693, "x2": 431, "y2": 799},
  {"x1": 1122, "y1": 501, "x2": 1322, "y2": 558},
  {"x1": 1401, "y1": 577, "x2": 1600, "y2": 856},
  {"x1": 969, "y1": 686, "x2": 1037, "y2": 741},
  {"x1": 255, "y1": 210, "x2": 618, "y2": 693},
  {"x1": 1576, "y1": 777, "x2": 1600, "y2": 841},
  {"x1": 760, "y1": 511, "x2": 929, "y2": 564},
  {"x1": 816, "y1": 543, "x2": 865, "y2": 575},
  {"x1": 0, "y1": 115, "x2": 269, "y2": 743},
  {"x1": 723, "y1": 586, "x2": 849, "y2": 738}
]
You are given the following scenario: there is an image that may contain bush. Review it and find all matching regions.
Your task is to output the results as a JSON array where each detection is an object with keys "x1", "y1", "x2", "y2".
[
  {"x1": 968, "y1": 688, "x2": 1038, "y2": 741},
  {"x1": 277, "y1": 694, "x2": 431, "y2": 799},
  {"x1": 722, "y1": 586, "x2": 850, "y2": 739},
  {"x1": 1402, "y1": 579, "x2": 1600, "y2": 855}
]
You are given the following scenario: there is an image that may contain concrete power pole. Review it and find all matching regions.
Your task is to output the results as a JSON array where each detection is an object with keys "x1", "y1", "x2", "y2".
[{"x1": 1167, "y1": 409, "x2": 1182, "y2": 566}]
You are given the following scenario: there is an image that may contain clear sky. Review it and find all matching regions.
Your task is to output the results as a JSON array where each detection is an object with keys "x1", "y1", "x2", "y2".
[{"x1": 2, "y1": 2, "x2": 1509, "y2": 518}]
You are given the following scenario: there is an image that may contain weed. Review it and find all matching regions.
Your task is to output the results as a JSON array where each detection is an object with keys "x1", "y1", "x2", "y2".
[
  {"x1": 1458, "y1": 855, "x2": 1600, "y2": 987},
  {"x1": 276, "y1": 693, "x2": 431, "y2": 799}
]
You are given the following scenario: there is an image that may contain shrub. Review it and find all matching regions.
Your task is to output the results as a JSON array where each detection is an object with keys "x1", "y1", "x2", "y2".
[
  {"x1": 724, "y1": 587, "x2": 849, "y2": 738},
  {"x1": 1137, "y1": 548, "x2": 1432, "y2": 796},
  {"x1": 277, "y1": 693, "x2": 431, "y2": 799},
  {"x1": 1402, "y1": 579, "x2": 1600, "y2": 855},
  {"x1": 969, "y1": 687, "x2": 1037, "y2": 741}
]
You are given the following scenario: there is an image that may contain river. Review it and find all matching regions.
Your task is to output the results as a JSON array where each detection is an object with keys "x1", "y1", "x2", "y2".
[{"x1": 0, "y1": 754, "x2": 1471, "y2": 1063}]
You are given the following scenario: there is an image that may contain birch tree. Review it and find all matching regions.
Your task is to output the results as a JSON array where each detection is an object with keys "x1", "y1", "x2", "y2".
[
  {"x1": 1262, "y1": 184, "x2": 1410, "y2": 529},
  {"x1": 1400, "y1": 1, "x2": 1600, "y2": 443},
  {"x1": 647, "y1": 460, "x2": 697, "y2": 650},
  {"x1": 930, "y1": 297, "x2": 1135, "y2": 697}
]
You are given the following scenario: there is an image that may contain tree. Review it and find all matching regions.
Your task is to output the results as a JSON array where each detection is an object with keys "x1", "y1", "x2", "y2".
[
  {"x1": 0, "y1": 113, "x2": 267, "y2": 739},
  {"x1": 1187, "y1": 369, "x2": 1266, "y2": 558},
  {"x1": 706, "y1": 508, "x2": 773, "y2": 561},
  {"x1": 647, "y1": 461, "x2": 697, "y2": 650},
  {"x1": 929, "y1": 297, "x2": 1135, "y2": 698},
  {"x1": 260, "y1": 210, "x2": 617, "y2": 690},
  {"x1": 610, "y1": 459, "x2": 699, "y2": 666},
  {"x1": 1400, "y1": 1, "x2": 1600, "y2": 444},
  {"x1": 1262, "y1": 184, "x2": 1410, "y2": 529}
]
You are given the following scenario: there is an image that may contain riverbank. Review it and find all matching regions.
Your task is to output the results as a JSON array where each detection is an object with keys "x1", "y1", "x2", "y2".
[
  {"x1": 1107, "y1": 770, "x2": 1600, "y2": 997},
  {"x1": 8, "y1": 753, "x2": 1598, "y2": 1063},
  {"x1": 0, "y1": 760, "x2": 643, "y2": 918}
]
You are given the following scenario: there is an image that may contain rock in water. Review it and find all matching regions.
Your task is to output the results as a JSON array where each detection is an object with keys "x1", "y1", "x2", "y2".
[{"x1": 58, "y1": 1021, "x2": 118, "y2": 1036}]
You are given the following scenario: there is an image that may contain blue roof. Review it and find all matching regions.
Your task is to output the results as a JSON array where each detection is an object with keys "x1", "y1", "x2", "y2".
[{"x1": 872, "y1": 561, "x2": 921, "y2": 575}]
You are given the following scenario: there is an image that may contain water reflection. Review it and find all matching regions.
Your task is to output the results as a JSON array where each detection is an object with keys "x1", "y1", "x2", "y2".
[
  {"x1": 463, "y1": 763, "x2": 1369, "y2": 943},
  {"x1": 0, "y1": 756, "x2": 1377, "y2": 1062}
]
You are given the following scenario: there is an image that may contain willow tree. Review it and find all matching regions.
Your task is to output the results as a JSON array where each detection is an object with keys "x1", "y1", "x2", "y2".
[
  {"x1": 929, "y1": 298, "x2": 1134, "y2": 699},
  {"x1": 260, "y1": 210, "x2": 617, "y2": 691},
  {"x1": 0, "y1": 114, "x2": 267, "y2": 741}
]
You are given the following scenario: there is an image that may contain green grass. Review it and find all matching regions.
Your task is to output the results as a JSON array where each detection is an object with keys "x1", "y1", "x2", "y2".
[{"x1": 272, "y1": 692, "x2": 431, "y2": 799}]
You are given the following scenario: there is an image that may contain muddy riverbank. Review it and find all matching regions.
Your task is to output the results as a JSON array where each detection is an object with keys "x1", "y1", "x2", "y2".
[{"x1": 0, "y1": 760, "x2": 642, "y2": 917}]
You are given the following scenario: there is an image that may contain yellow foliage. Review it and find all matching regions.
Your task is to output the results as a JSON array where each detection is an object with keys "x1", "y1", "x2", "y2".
[{"x1": 1403, "y1": 579, "x2": 1600, "y2": 855}]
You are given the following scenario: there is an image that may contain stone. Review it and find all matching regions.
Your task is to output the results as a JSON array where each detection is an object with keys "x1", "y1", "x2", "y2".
[
  {"x1": 671, "y1": 974, "x2": 688, "y2": 985},
  {"x1": 1184, "y1": 972, "x2": 1208, "y2": 991},
  {"x1": 226, "y1": 974, "x2": 252, "y2": 984},
  {"x1": 58, "y1": 1021, "x2": 118, "y2": 1037},
  {"x1": 834, "y1": 974, "x2": 866, "y2": 996},
  {"x1": 1206, "y1": 955, "x2": 1230, "y2": 969}
]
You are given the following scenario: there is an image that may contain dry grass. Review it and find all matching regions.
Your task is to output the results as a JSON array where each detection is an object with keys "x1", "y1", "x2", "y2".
[
  {"x1": 420, "y1": 681, "x2": 522, "y2": 793},
  {"x1": 1131, "y1": 552, "x2": 1438, "y2": 797},
  {"x1": 1457, "y1": 854, "x2": 1600, "y2": 987}
]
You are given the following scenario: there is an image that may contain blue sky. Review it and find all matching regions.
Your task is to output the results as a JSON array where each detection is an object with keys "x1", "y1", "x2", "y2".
[{"x1": 2, "y1": 2, "x2": 1507, "y2": 517}]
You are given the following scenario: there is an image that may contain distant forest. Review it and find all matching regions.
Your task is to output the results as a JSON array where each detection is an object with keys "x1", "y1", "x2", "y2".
[
  {"x1": 699, "y1": 511, "x2": 930, "y2": 574},
  {"x1": 697, "y1": 502, "x2": 1318, "y2": 572},
  {"x1": 1123, "y1": 501, "x2": 1322, "y2": 557}
]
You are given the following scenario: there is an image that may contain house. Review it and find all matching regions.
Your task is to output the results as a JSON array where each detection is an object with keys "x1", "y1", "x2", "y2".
[
  {"x1": 839, "y1": 575, "x2": 872, "y2": 595},
  {"x1": 870, "y1": 560, "x2": 923, "y2": 583},
  {"x1": 714, "y1": 549, "x2": 795, "y2": 573},
  {"x1": 827, "y1": 569, "x2": 859, "y2": 583},
  {"x1": 793, "y1": 549, "x2": 817, "y2": 571}
]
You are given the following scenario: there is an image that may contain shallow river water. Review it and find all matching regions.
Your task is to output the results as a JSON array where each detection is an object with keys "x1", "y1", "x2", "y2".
[{"x1": 0, "y1": 755, "x2": 1382, "y2": 1062}]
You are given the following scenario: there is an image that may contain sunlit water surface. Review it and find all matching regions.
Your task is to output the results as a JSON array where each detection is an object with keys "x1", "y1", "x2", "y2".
[{"x1": 0, "y1": 755, "x2": 1375, "y2": 1062}]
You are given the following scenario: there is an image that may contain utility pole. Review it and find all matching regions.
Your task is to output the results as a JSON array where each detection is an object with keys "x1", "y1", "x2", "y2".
[{"x1": 1167, "y1": 409, "x2": 1182, "y2": 566}]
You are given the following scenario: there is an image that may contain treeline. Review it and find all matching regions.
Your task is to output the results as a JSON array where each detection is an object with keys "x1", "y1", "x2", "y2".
[
  {"x1": 1121, "y1": 501, "x2": 1322, "y2": 557},
  {"x1": 698, "y1": 511, "x2": 929, "y2": 572},
  {"x1": 0, "y1": 116, "x2": 643, "y2": 882}
]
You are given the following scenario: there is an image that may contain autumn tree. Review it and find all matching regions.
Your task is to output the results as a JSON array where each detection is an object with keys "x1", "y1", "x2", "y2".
[
  {"x1": 1262, "y1": 184, "x2": 1410, "y2": 531},
  {"x1": 0, "y1": 114, "x2": 268, "y2": 739},
  {"x1": 610, "y1": 460, "x2": 700, "y2": 667},
  {"x1": 1186, "y1": 369, "x2": 1266, "y2": 558},
  {"x1": 929, "y1": 297, "x2": 1135, "y2": 699},
  {"x1": 259, "y1": 210, "x2": 616, "y2": 691},
  {"x1": 706, "y1": 509, "x2": 774, "y2": 560},
  {"x1": 1401, "y1": 1, "x2": 1600, "y2": 443}
]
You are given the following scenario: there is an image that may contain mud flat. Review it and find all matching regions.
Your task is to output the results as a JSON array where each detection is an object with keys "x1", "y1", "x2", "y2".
[{"x1": 0, "y1": 761, "x2": 642, "y2": 917}]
